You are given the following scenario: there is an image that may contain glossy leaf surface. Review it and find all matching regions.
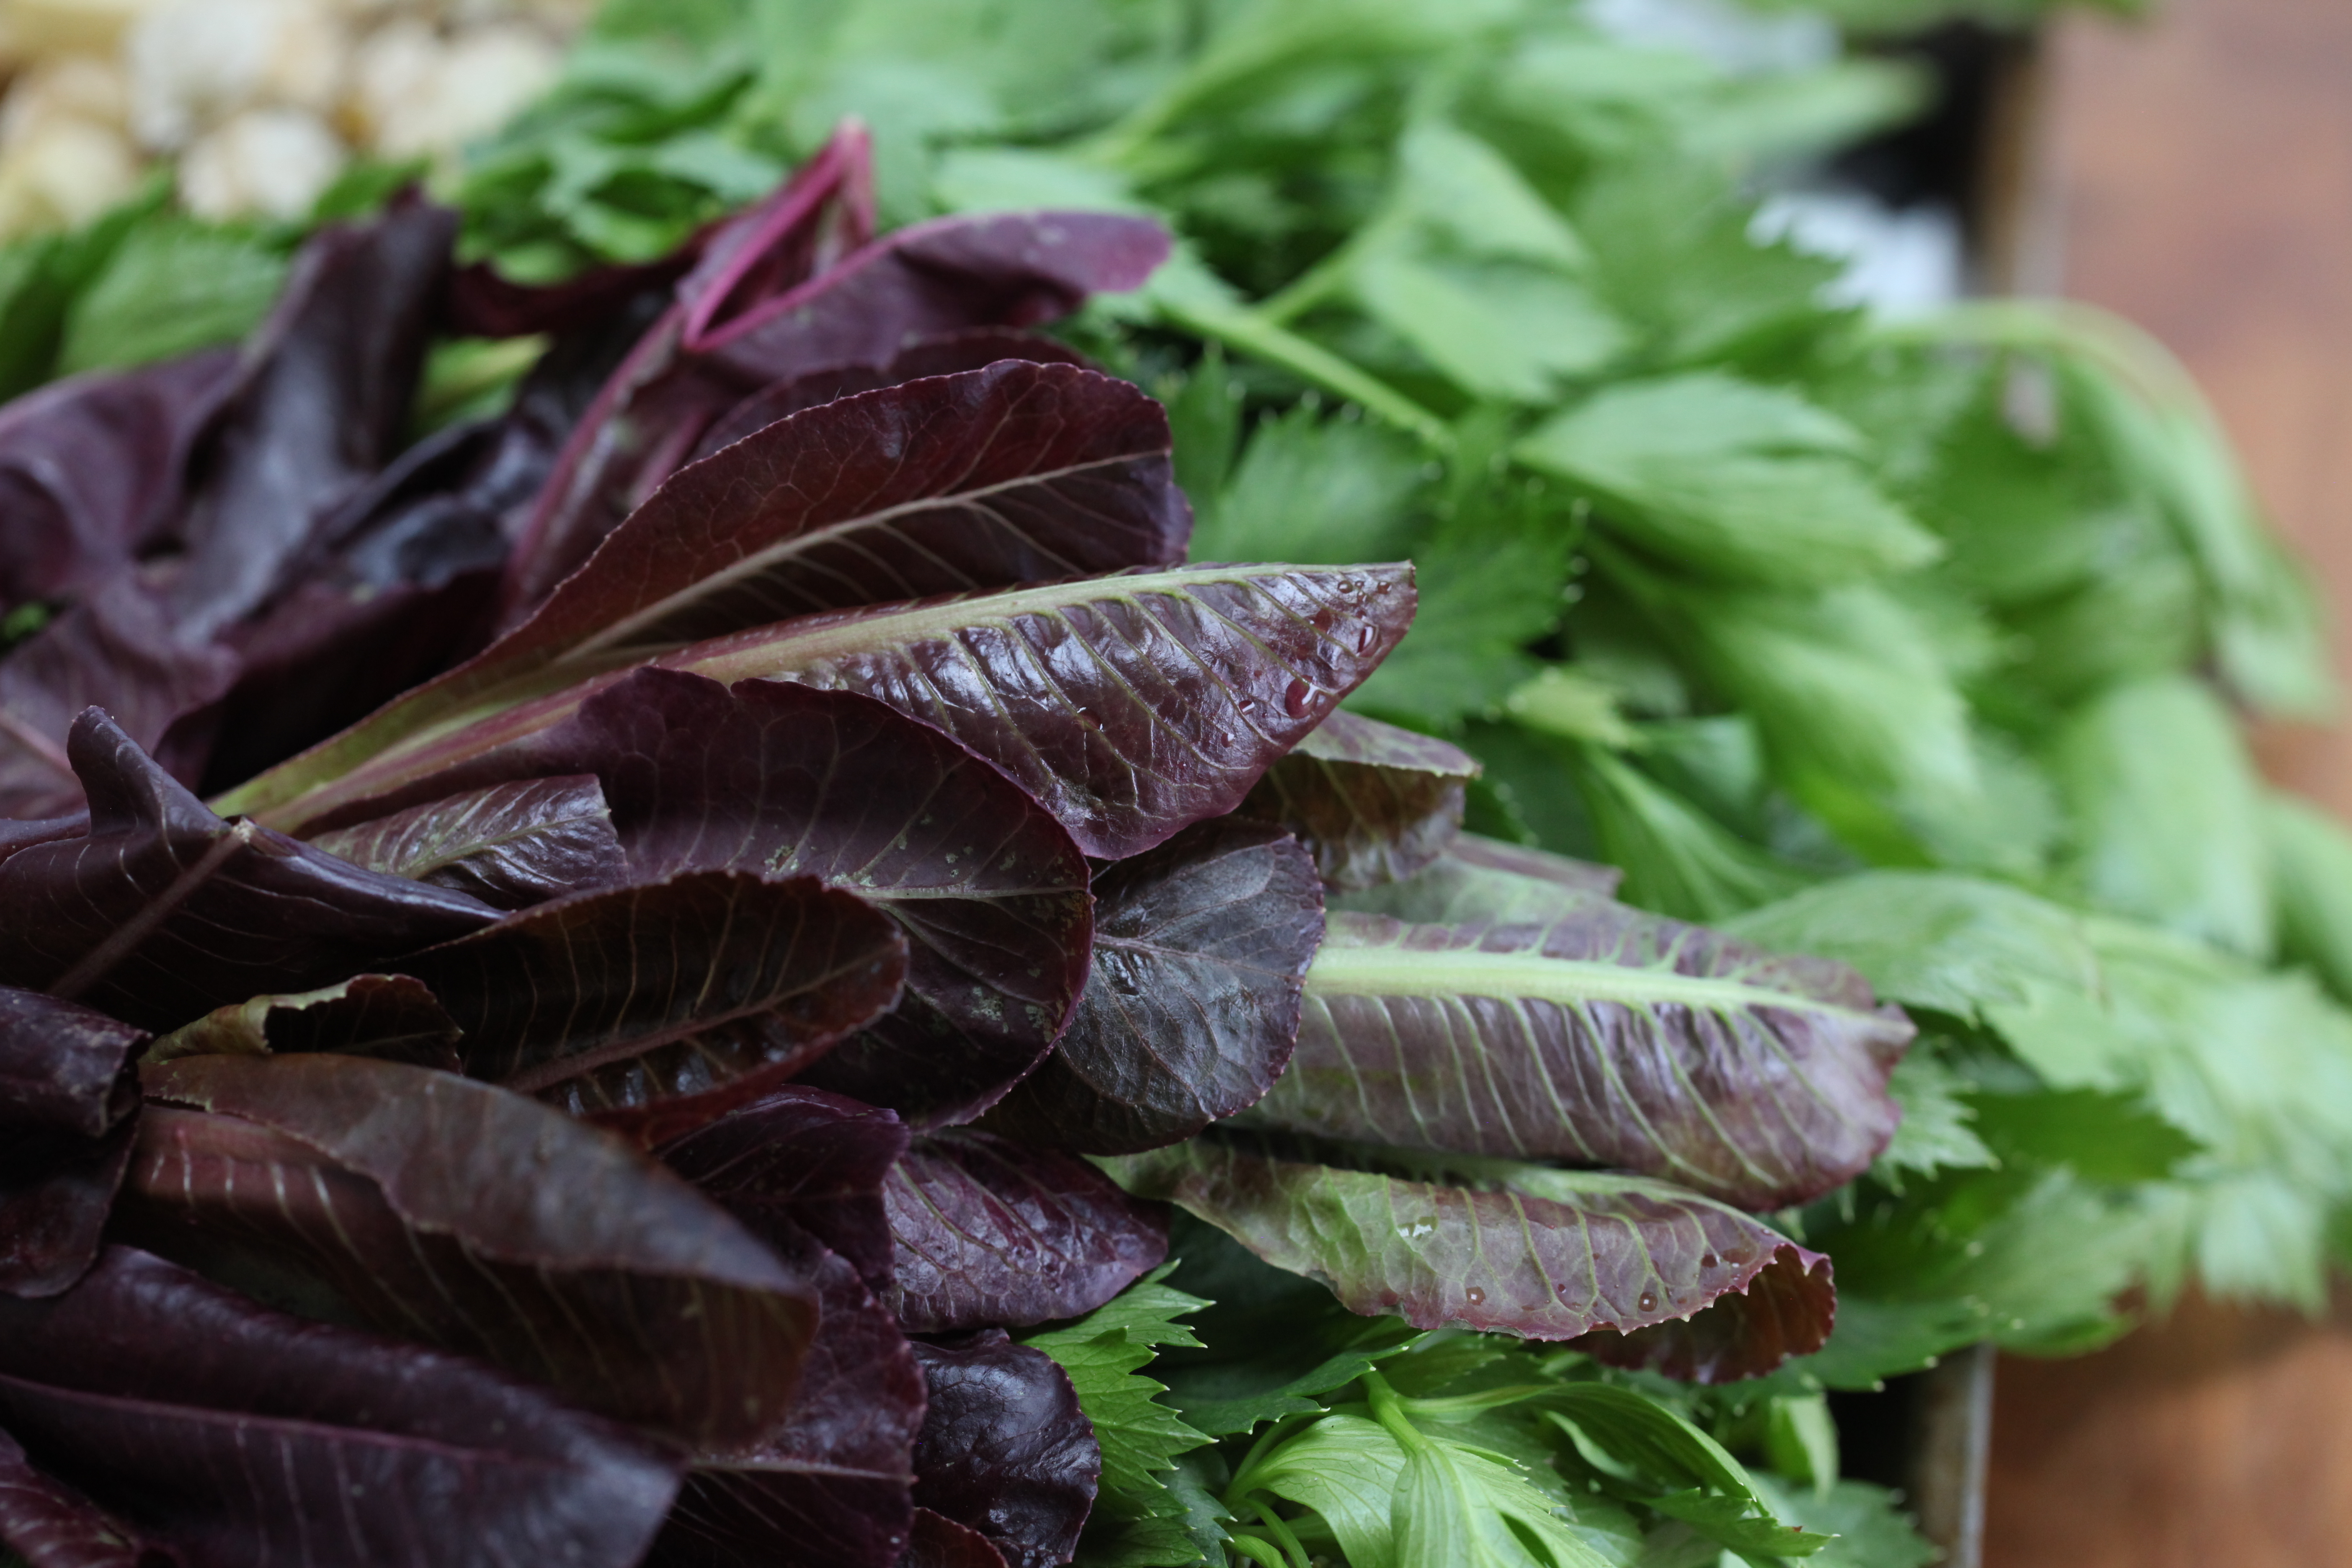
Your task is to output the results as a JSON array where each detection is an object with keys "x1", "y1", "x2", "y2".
[
  {"x1": 658, "y1": 1085, "x2": 910, "y2": 1295},
  {"x1": 885, "y1": 1130, "x2": 1169, "y2": 1333},
  {"x1": 0, "y1": 1426, "x2": 166, "y2": 1568},
  {"x1": 141, "y1": 974, "x2": 461, "y2": 1071},
  {"x1": 1331, "y1": 831, "x2": 1622, "y2": 923},
  {"x1": 400, "y1": 869, "x2": 908, "y2": 1138},
  {"x1": 0, "y1": 712, "x2": 494, "y2": 1032},
  {"x1": 1103, "y1": 1139, "x2": 1833, "y2": 1380},
  {"x1": 982, "y1": 819, "x2": 1323, "y2": 1154},
  {"x1": 910, "y1": 1331, "x2": 1100, "y2": 1568},
  {"x1": 1235, "y1": 710, "x2": 1477, "y2": 891},
  {"x1": 307, "y1": 774, "x2": 625, "y2": 908},
  {"x1": 0, "y1": 1247, "x2": 681, "y2": 1568},
  {"x1": 126, "y1": 1053, "x2": 820, "y2": 1447},
  {"x1": 653, "y1": 1238, "x2": 924, "y2": 1568},
  {"x1": 901, "y1": 1509, "x2": 1011, "y2": 1568},
  {"x1": 1247, "y1": 908, "x2": 1912, "y2": 1209}
]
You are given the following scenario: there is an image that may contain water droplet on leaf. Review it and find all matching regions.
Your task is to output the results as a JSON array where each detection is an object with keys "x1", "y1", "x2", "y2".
[
  {"x1": 1637, "y1": 1290, "x2": 1658, "y2": 1313},
  {"x1": 1464, "y1": 1286, "x2": 1485, "y2": 1306},
  {"x1": 1283, "y1": 679, "x2": 1313, "y2": 717}
]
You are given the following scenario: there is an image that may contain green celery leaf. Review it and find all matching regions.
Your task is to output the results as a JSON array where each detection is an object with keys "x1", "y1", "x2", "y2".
[
  {"x1": 1021, "y1": 1268, "x2": 1214, "y2": 1519},
  {"x1": 58, "y1": 218, "x2": 288, "y2": 375},
  {"x1": 1967, "y1": 1087, "x2": 2196, "y2": 1186},
  {"x1": 1872, "y1": 1051, "x2": 1997, "y2": 1185},
  {"x1": 1395, "y1": 1434, "x2": 1625, "y2": 1567},
  {"x1": 2269, "y1": 792, "x2": 2352, "y2": 1007},
  {"x1": 1746, "y1": 1476, "x2": 1937, "y2": 1568},
  {"x1": 1189, "y1": 404, "x2": 1426, "y2": 564},
  {"x1": 1249, "y1": 1414, "x2": 1408, "y2": 1568}
]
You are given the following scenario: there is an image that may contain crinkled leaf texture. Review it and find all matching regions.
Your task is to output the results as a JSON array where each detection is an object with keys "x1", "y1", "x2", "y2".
[
  {"x1": 884, "y1": 1129, "x2": 1169, "y2": 1333},
  {"x1": 398, "y1": 869, "x2": 910, "y2": 1140},
  {"x1": 306, "y1": 774, "x2": 626, "y2": 908},
  {"x1": 1332, "y1": 831, "x2": 1623, "y2": 923},
  {"x1": 658, "y1": 1085, "x2": 911, "y2": 1296},
  {"x1": 902, "y1": 1508, "x2": 1011, "y2": 1568},
  {"x1": 1245, "y1": 908, "x2": 1912, "y2": 1210},
  {"x1": 983, "y1": 818, "x2": 1325, "y2": 1155},
  {"x1": 227, "y1": 562, "x2": 1418, "y2": 873},
  {"x1": 0, "y1": 989, "x2": 145, "y2": 1298},
  {"x1": 652, "y1": 1234, "x2": 925, "y2": 1568},
  {"x1": 386, "y1": 671, "x2": 1094, "y2": 1127},
  {"x1": 142, "y1": 974, "x2": 460, "y2": 1071},
  {"x1": 0, "y1": 1246, "x2": 680, "y2": 1568},
  {"x1": 0, "y1": 712, "x2": 494, "y2": 1032},
  {"x1": 911, "y1": 1331, "x2": 1101, "y2": 1568},
  {"x1": 123, "y1": 1053, "x2": 819, "y2": 1448},
  {"x1": 1101, "y1": 1138, "x2": 1834, "y2": 1382},
  {"x1": 1236, "y1": 711, "x2": 1478, "y2": 892}
]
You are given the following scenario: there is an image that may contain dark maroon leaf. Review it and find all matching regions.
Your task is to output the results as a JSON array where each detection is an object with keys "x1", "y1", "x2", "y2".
[
  {"x1": 0, "y1": 1246, "x2": 681, "y2": 1568},
  {"x1": 982, "y1": 819, "x2": 1323, "y2": 1155},
  {"x1": 225, "y1": 563, "x2": 1417, "y2": 874},
  {"x1": 498, "y1": 128, "x2": 879, "y2": 616},
  {"x1": 910, "y1": 1331, "x2": 1099, "y2": 1568},
  {"x1": 885, "y1": 1130, "x2": 1168, "y2": 1335},
  {"x1": 688, "y1": 209, "x2": 1167, "y2": 382},
  {"x1": 0, "y1": 988, "x2": 146, "y2": 1298},
  {"x1": 1332, "y1": 830, "x2": 1624, "y2": 923},
  {"x1": 1236, "y1": 711, "x2": 1477, "y2": 891},
  {"x1": 446, "y1": 250, "x2": 699, "y2": 338},
  {"x1": 0, "y1": 349, "x2": 237, "y2": 607},
  {"x1": 308, "y1": 774, "x2": 626, "y2": 908},
  {"x1": 652, "y1": 1236, "x2": 924, "y2": 1568},
  {"x1": 901, "y1": 1509, "x2": 1009, "y2": 1568},
  {"x1": 324, "y1": 671, "x2": 1092, "y2": 1127},
  {"x1": 0, "y1": 988, "x2": 142, "y2": 1142},
  {"x1": 0, "y1": 711, "x2": 494, "y2": 1032},
  {"x1": 0, "y1": 1427, "x2": 170, "y2": 1568},
  {"x1": 399, "y1": 869, "x2": 909, "y2": 1141},
  {"x1": 166, "y1": 201, "x2": 456, "y2": 640},
  {"x1": 0, "y1": 577, "x2": 239, "y2": 819},
  {"x1": 127, "y1": 1052, "x2": 821, "y2": 1447},
  {"x1": 1102, "y1": 1140, "x2": 1835, "y2": 1381},
  {"x1": 1248, "y1": 909, "x2": 1912, "y2": 1209},
  {"x1": 659, "y1": 1086, "x2": 910, "y2": 1295},
  {"x1": 142, "y1": 974, "x2": 462, "y2": 1072},
  {"x1": 688, "y1": 330, "x2": 1090, "y2": 461}
]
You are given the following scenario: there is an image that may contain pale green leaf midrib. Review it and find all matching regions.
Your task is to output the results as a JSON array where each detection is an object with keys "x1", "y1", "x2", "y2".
[{"x1": 1305, "y1": 940, "x2": 1875, "y2": 1023}]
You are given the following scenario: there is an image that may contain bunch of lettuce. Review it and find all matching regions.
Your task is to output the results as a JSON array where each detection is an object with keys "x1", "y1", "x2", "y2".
[{"x1": 0, "y1": 111, "x2": 1966, "y2": 1567}]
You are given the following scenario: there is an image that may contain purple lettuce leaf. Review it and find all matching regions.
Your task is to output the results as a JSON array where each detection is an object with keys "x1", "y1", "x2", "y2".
[
  {"x1": 1235, "y1": 711, "x2": 1478, "y2": 892},
  {"x1": 0, "y1": 578, "x2": 239, "y2": 819},
  {"x1": 981, "y1": 818, "x2": 1324, "y2": 1155},
  {"x1": 902, "y1": 1509, "x2": 1011, "y2": 1568},
  {"x1": 0, "y1": 349, "x2": 237, "y2": 608},
  {"x1": 0, "y1": 1246, "x2": 681, "y2": 1568},
  {"x1": 397, "y1": 870, "x2": 910, "y2": 1142},
  {"x1": 344, "y1": 671, "x2": 1094, "y2": 1127},
  {"x1": 126, "y1": 1052, "x2": 821, "y2": 1447},
  {"x1": 307, "y1": 774, "x2": 626, "y2": 908},
  {"x1": 1100, "y1": 1139, "x2": 1835, "y2": 1382},
  {"x1": 497, "y1": 128, "x2": 881, "y2": 616},
  {"x1": 0, "y1": 1426, "x2": 170, "y2": 1568},
  {"x1": 0, "y1": 990, "x2": 145, "y2": 1298},
  {"x1": 1243, "y1": 908, "x2": 1912, "y2": 1210},
  {"x1": 225, "y1": 563, "x2": 1418, "y2": 872},
  {"x1": 650, "y1": 1233, "x2": 924, "y2": 1568},
  {"x1": 0, "y1": 712, "x2": 494, "y2": 1032},
  {"x1": 688, "y1": 329, "x2": 1090, "y2": 461},
  {"x1": 884, "y1": 1130, "x2": 1169, "y2": 1334},
  {"x1": 910, "y1": 1331, "x2": 1100, "y2": 1568},
  {"x1": 165, "y1": 201, "x2": 456, "y2": 641},
  {"x1": 141, "y1": 974, "x2": 461, "y2": 1071},
  {"x1": 658, "y1": 1086, "x2": 910, "y2": 1295},
  {"x1": 1330, "y1": 830, "x2": 1624, "y2": 923},
  {"x1": 445, "y1": 249, "x2": 700, "y2": 339}
]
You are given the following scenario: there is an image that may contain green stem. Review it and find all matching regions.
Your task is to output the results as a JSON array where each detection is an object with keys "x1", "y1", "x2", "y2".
[
  {"x1": 1157, "y1": 297, "x2": 1455, "y2": 453},
  {"x1": 1228, "y1": 1534, "x2": 1288, "y2": 1568},
  {"x1": 1250, "y1": 1502, "x2": 1313, "y2": 1568},
  {"x1": 1360, "y1": 1370, "x2": 1429, "y2": 1455}
]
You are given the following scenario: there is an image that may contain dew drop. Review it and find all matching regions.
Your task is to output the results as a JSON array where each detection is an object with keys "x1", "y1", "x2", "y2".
[
  {"x1": 1283, "y1": 678, "x2": 1314, "y2": 717},
  {"x1": 1353, "y1": 624, "x2": 1379, "y2": 655},
  {"x1": 1700, "y1": 1252, "x2": 1718, "y2": 1270},
  {"x1": 1464, "y1": 1286, "x2": 1486, "y2": 1306},
  {"x1": 1637, "y1": 1290, "x2": 1658, "y2": 1313},
  {"x1": 1311, "y1": 607, "x2": 1335, "y2": 632},
  {"x1": 1236, "y1": 697, "x2": 1257, "y2": 715}
]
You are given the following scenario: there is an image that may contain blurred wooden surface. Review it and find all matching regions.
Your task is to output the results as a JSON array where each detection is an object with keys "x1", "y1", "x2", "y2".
[{"x1": 1988, "y1": 0, "x2": 2352, "y2": 1562}]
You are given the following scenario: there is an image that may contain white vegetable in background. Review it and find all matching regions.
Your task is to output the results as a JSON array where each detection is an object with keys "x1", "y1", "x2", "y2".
[{"x1": 0, "y1": 0, "x2": 585, "y2": 238}]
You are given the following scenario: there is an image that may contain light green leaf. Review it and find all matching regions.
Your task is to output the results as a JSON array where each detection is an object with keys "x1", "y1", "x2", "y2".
[
  {"x1": 1396, "y1": 1435, "x2": 1624, "y2": 1568},
  {"x1": 1872, "y1": 1052, "x2": 1996, "y2": 1184},
  {"x1": 58, "y1": 218, "x2": 287, "y2": 375},
  {"x1": 1189, "y1": 405, "x2": 1426, "y2": 564},
  {"x1": 1249, "y1": 1414, "x2": 1409, "y2": 1568},
  {"x1": 1355, "y1": 247, "x2": 1626, "y2": 402},
  {"x1": 2267, "y1": 792, "x2": 2352, "y2": 1007},
  {"x1": 1021, "y1": 1269, "x2": 1213, "y2": 1518}
]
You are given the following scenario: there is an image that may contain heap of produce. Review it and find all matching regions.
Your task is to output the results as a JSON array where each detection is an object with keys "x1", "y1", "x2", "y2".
[{"x1": 2, "y1": 1, "x2": 2348, "y2": 1565}]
